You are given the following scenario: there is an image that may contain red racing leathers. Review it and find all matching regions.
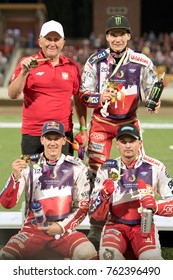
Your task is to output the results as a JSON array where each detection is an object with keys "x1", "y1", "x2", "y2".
[
  {"x1": 0, "y1": 154, "x2": 95, "y2": 259},
  {"x1": 79, "y1": 48, "x2": 158, "y2": 170},
  {"x1": 89, "y1": 155, "x2": 173, "y2": 258}
]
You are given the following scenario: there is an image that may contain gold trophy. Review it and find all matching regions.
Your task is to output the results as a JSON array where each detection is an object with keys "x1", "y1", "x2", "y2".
[
  {"x1": 107, "y1": 82, "x2": 125, "y2": 109},
  {"x1": 107, "y1": 82, "x2": 118, "y2": 103}
]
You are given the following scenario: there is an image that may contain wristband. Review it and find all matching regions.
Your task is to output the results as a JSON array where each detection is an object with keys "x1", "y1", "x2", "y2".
[{"x1": 80, "y1": 125, "x2": 87, "y2": 131}]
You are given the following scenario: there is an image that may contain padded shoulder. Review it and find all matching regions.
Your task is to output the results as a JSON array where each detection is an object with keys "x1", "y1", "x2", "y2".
[
  {"x1": 30, "y1": 154, "x2": 40, "y2": 162},
  {"x1": 88, "y1": 49, "x2": 109, "y2": 65},
  {"x1": 142, "y1": 155, "x2": 164, "y2": 169},
  {"x1": 65, "y1": 155, "x2": 83, "y2": 166},
  {"x1": 129, "y1": 52, "x2": 151, "y2": 67},
  {"x1": 101, "y1": 159, "x2": 118, "y2": 170}
]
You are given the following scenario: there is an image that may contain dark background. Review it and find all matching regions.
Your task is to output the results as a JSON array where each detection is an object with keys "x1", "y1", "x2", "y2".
[
  {"x1": 0, "y1": 0, "x2": 172, "y2": 37},
  {"x1": 141, "y1": 0, "x2": 172, "y2": 35}
]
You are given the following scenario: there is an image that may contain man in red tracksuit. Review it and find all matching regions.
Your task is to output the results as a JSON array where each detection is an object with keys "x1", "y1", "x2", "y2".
[{"x1": 8, "y1": 20, "x2": 88, "y2": 156}]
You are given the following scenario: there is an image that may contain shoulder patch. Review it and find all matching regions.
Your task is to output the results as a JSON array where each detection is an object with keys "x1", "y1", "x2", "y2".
[
  {"x1": 88, "y1": 49, "x2": 109, "y2": 65},
  {"x1": 101, "y1": 160, "x2": 118, "y2": 170},
  {"x1": 21, "y1": 153, "x2": 40, "y2": 163},
  {"x1": 30, "y1": 153, "x2": 40, "y2": 162},
  {"x1": 143, "y1": 155, "x2": 164, "y2": 169},
  {"x1": 65, "y1": 155, "x2": 82, "y2": 166},
  {"x1": 129, "y1": 52, "x2": 151, "y2": 67}
]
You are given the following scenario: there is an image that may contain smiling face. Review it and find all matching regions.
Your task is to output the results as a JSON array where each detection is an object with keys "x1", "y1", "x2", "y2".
[
  {"x1": 38, "y1": 31, "x2": 65, "y2": 60},
  {"x1": 41, "y1": 132, "x2": 66, "y2": 160},
  {"x1": 106, "y1": 29, "x2": 131, "y2": 52}
]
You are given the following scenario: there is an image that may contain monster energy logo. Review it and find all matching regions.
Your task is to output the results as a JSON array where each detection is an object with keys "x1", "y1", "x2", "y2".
[
  {"x1": 115, "y1": 16, "x2": 122, "y2": 26},
  {"x1": 150, "y1": 86, "x2": 161, "y2": 99}
]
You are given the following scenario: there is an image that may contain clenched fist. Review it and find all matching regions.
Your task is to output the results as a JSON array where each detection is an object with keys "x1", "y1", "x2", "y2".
[
  {"x1": 100, "y1": 178, "x2": 115, "y2": 199},
  {"x1": 140, "y1": 195, "x2": 157, "y2": 212}
]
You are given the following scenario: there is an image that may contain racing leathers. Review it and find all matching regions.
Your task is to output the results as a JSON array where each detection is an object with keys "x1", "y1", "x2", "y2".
[
  {"x1": 79, "y1": 47, "x2": 158, "y2": 171},
  {"x1": 89, "y1": 155, "x2": 173, "y2": 259},
  {"x1": 0, "y1": 154, "x2": 97, "y2": 260}
]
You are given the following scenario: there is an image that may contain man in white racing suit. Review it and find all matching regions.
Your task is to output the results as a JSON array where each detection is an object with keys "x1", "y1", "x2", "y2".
[
  {"x1": 89, "y1": 124, "x2": 173, "y2": 259},
  {"x1": 0, "y1": 120, "x2": 97, "y2": 260},
  {"x1": 79, "y1": 15, "x2": 161, "y2": 172},
  {"x1": 79, "y1": 14, "x2": 162, "y2": 246}
]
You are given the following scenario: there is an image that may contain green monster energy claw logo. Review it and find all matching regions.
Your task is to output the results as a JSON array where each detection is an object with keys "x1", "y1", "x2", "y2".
[
  {"x1": 115, "y1": 16, "x2": 122, "y2": 26},
  {"x1": 150, "y1": 86, "x2": 160, "y2": 99}
]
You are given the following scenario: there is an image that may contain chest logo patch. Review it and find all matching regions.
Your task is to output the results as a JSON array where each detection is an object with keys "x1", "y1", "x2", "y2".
[
  {"x1": 36, "y1": 72, "x2": 45, "y2": 76},
  {"x1": 62, "y1": 72, "x2": 69, "y2": 80}
]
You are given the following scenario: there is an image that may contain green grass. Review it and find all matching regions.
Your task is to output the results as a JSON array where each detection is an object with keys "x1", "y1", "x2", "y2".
[
  {"x1": 139, "y1": 129, "x2": 173, "y2": 175},
  {"x1": 0, "y1": 128, "x2": 22, "y2": 211},
  {"x1": 0, "y1": 115, "x2": 21, "y2": 122},
  {"x1": 162, "y1": 247, "x2": 173, "y2": 259},
  {"x1": 0, "y1": 128, "x2": 21, "y2": 183}
]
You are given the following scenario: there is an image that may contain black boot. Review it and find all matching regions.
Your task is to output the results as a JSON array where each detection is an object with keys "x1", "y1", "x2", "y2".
[{"x1": 87, "y1": 225, "x2": 103, "y2": 251}]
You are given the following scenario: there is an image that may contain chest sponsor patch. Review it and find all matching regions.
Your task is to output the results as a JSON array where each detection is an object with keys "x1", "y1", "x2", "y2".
[{"x1": 62, "y1": 72, "x2": 69, "y2": 80}]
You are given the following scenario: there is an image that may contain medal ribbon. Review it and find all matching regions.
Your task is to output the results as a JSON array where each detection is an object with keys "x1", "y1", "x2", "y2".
[{"x1": 106, "y1": 49, "x2": 127, "y2": 85}]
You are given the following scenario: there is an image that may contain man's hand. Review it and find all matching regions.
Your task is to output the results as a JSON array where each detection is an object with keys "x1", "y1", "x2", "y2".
[
  {"x1": 100, "y1": 178, "x2": 115, "y2": 199},
  {"x1": 101, "y1": 87, "x2": 117, "y2": 103},
  {"x1": 21, "y1": 57, "x2": 36, "y2": 75},
  {"x1": 148, "y1": 100, "x2": 161, "y2": 114},
  {"x1": 38, "y1": 222, "x2": 63, "y2": 237},
  {"x1": 75, "y1": 131, "x2": 88, "y2": 147},
  {"x1": 75, "y1": 134, "x2": 83, "y2": 144},
  {"x1": 153, "y1": 100, "x2": 161, "y2": 113},
  {"x1": 139, "y1": 195, "x2": 157, "y2": 212},
  {"x1": 12, "y1": 159, "x2": 28, "y2": 181}
]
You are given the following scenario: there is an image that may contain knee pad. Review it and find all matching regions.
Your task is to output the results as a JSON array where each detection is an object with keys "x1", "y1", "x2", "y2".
[
  {"x1": 72, "y1": 241, "x2": 97, "y2": 260},
  {"x1": 0, "y1": 249, "x2": 16, "y2": 260},
  {"x1": 99, "y1": 247, "x2": 125, "y2": 260},
  {"x1": 139, "y1": 248, "x2": 164, "y2": 260}
]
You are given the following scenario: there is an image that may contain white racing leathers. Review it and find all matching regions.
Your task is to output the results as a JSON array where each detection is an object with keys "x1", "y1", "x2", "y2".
[
  {"x1": 79, "y1": 48, "x2": 158, "y2": 170},
  {"x1": 79, "y1": 47, "x2": 158, "y2": 120},
  {"x1": 0, "y1": 154, "x2": 97, "y2": 260},
  {"x1": 89, "y1": 155, "x2": 173, "y2": 259}
]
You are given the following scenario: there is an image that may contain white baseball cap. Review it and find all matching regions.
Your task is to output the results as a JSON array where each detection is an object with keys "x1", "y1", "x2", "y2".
[{"x1": 39, "y1": 20, "x2": 64, "y2": 38}]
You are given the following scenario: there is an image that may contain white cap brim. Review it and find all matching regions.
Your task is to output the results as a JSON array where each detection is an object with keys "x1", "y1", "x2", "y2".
[{"x1": 40, "y1": 20, "x2": 64, "y2": 38}]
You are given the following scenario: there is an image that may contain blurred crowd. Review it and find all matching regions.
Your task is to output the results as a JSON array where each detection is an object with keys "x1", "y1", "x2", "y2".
[
  {"x1": 1, "y1": 29, "x2": 173, "y2": 87},
  {"x1": 0, "y1": 28, "x2": 34, "y2": 86},
  {"x1": 63, "y1": 30, "x2": 173, "y2": 75}
]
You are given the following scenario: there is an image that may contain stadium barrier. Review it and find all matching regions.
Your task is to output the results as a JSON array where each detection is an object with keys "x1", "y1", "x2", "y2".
[
  {"x1": 0, "y1": 209, "x2": 173, "y2": 259},
  {"x1": 0, "y1": 210, "x2": 173, "y2": 231}
]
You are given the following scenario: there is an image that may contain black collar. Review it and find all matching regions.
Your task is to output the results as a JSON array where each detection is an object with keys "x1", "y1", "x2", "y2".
[
  {"x1": 110, "y1": 47, "x2": 127, "y2": 57},
  {"x1": 43, "y1": 153, "x2": 58, "y2": 166}
]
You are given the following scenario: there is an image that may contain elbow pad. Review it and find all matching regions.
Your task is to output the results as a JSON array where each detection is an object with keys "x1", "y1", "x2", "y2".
[
  {"x1": 80, "y1": 91, "x2": 101, "y2": 108},
  {"x1": 157, "y1": 200, "x2": 173, "y2": 216}
]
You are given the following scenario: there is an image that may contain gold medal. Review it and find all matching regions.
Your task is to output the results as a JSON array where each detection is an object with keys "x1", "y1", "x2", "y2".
[
  {"x1": 21, "y1": 154, "x2": 30, "y2": 163},
  {"x1": 109, "y1": 171, "x2": 119, "y2": 181},
  {"x1": 30, "y1": 57, "x2": 51, "y2": 68},
  {"x1": 21, "y1": 154, "x2": 39, "y2": 170}
]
